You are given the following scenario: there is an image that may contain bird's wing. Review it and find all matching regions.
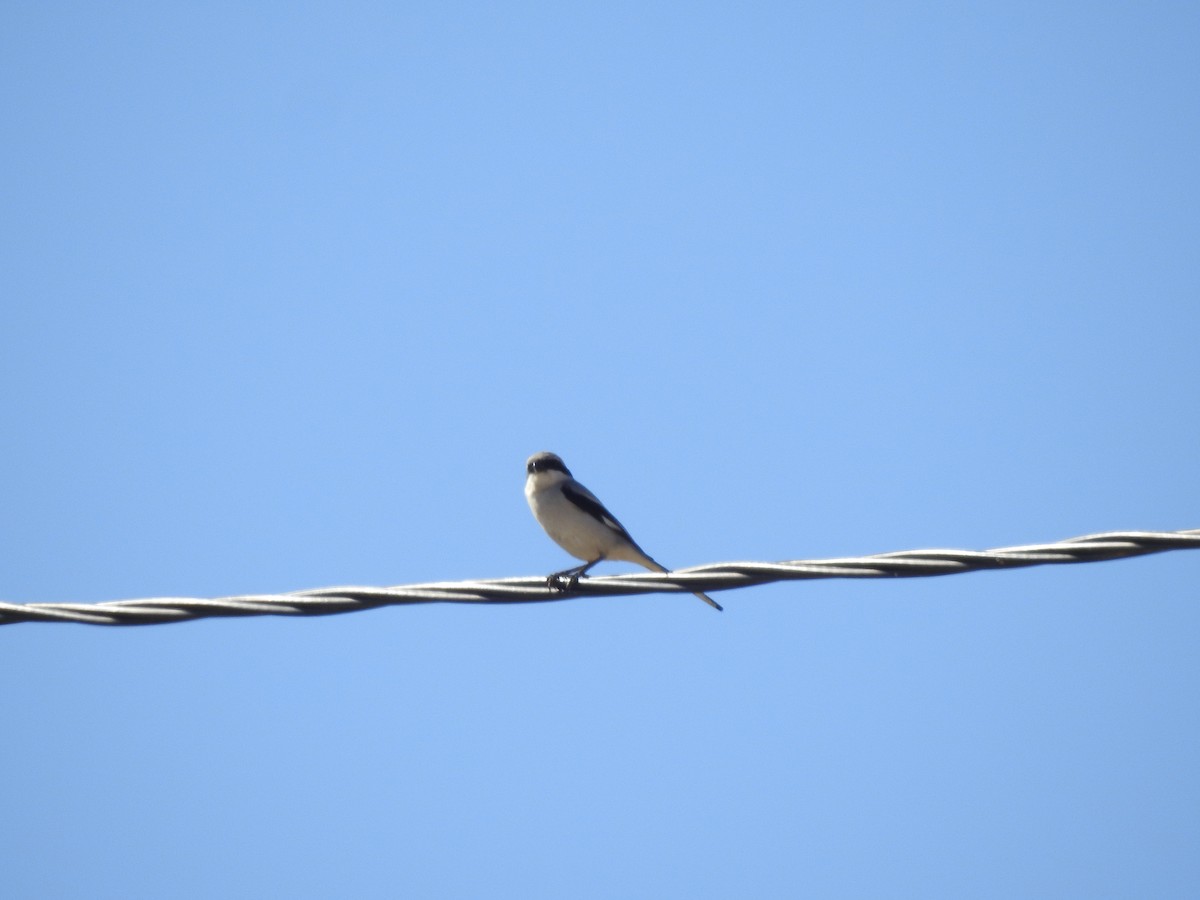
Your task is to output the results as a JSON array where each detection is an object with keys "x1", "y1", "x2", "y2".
[
  {"x1": 563, "y1": 480, "x2": 722, "y2": 611},
  {"x1": 561, "y1": 481, "x2": 636, "y2": 543}
]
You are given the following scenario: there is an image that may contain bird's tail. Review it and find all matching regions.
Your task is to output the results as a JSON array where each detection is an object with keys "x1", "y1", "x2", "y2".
[{"x1": 640, "y1": 557, "x2": 723, "y2": 612}]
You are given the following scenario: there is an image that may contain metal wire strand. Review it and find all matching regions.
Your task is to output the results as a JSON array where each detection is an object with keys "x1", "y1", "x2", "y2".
[{"x1": 1, "y1": 528, "x2": 1196, "y2": 627}]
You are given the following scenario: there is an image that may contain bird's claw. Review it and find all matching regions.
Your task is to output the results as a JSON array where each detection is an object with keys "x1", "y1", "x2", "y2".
[{"x1": 546, "y1": 571, "x2": 583, "y2": 592}]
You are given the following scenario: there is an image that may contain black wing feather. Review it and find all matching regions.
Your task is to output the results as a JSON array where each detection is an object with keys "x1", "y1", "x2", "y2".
[{"x1": 561, "y1": 482, "x2": 636, "y2": 543}]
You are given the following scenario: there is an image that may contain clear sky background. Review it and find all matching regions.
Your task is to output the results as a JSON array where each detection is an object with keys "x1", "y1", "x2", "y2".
[{"x1": 2, "y1": 3, "x2": 1198, "y2": 898}]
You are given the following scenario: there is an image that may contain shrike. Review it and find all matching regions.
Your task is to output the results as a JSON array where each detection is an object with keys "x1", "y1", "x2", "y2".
[{"x1": 524, "y1": 451, "x2": 722, "y2": 611}]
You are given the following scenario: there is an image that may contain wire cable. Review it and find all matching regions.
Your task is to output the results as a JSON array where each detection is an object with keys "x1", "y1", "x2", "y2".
[{"x1": 1, "y1": 528, "x2": 1196, "y2": 627}]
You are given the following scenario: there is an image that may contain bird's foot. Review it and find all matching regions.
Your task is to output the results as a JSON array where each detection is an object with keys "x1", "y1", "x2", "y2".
[{"x1": 546, "y1": 565, "x2": 587, "y2": 592}]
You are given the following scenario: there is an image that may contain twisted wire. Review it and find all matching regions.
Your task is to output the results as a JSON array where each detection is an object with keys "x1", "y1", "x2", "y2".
[{"x1": 1, "y1": 528, "x2": 1196, "y2": 627}]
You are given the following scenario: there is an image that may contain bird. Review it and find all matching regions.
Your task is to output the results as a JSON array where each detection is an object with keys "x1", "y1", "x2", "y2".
[{"x1": 524, "y1": 451, "x2": 723, "y2": 611}]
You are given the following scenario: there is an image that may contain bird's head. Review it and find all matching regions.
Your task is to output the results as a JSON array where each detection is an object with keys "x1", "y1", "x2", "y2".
[{"x1": 526, "y1": 451, "x2": 571, "y2": 485}]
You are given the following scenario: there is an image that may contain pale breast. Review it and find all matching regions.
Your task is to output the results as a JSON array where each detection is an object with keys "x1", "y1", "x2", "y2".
[{"x1": 527, "y1": 483, "x2": 625, "y2": 562}]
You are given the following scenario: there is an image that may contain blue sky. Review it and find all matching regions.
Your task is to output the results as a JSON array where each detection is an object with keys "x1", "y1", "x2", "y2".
[{"x1": 2, "y1": 2, "x2": 1198, "y2": 897}]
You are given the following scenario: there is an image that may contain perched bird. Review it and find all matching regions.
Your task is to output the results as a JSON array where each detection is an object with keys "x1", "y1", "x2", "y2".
[{"x1": 524, "y1": 451, "x2": 722, "y2": 611}]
